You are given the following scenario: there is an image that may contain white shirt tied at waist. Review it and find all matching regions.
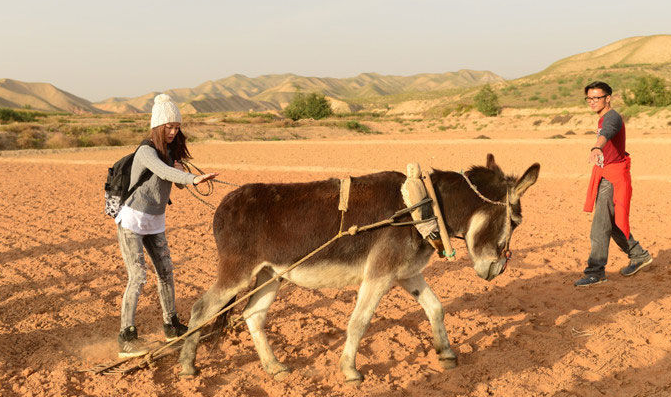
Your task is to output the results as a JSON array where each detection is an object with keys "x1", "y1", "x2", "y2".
[{"x1": 115, "y1": 205, "x2": 166, "y2": 235}]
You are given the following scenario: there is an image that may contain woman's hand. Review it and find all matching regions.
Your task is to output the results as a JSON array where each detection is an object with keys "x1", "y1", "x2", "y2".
[
  {"x1": 193, "y1": 172, "x2": 219, "y2": 185},
  {"x1": 174, "y1": 161, "x2": 185, "y2": 171}
]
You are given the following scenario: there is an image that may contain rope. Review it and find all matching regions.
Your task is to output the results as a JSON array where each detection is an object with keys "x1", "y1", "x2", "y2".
[
  {"x1": 180, "y1": 161, "x2": 241, "y2": 210},
  {"x1": 459, "y1": 171, "x2": 507, "y2": 206}
]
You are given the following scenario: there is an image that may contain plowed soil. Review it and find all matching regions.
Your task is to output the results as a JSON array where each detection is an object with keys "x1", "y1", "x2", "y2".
[{"x1": 2, "y1": 129, "x2": 671, "y2": 396}]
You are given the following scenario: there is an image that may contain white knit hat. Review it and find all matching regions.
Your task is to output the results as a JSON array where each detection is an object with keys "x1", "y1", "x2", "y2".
[{"x1": 150, "y1": 94, "x2": 182, "y2": 128}]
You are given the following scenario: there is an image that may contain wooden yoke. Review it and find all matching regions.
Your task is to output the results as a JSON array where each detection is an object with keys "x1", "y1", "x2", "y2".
[
  {"x1": 422, "y1": 170, "x2": 456, "y2": 261},
  {"x1": 338, "y1": 177, "x2": 352, "y2": 232}
]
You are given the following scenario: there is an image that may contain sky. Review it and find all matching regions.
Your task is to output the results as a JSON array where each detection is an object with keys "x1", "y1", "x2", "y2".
[{"x1": 2, "y1": 0, "x2": 670, "y2": 102}]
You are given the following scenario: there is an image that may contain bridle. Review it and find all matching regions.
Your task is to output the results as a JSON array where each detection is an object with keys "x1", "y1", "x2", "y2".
[{"x1": 459, "y1": 171, "x2": 514, "y2": 273}]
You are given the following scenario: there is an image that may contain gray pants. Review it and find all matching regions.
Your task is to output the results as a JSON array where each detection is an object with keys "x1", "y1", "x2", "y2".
[
  {"x1": 585, "y1": 178, "x2": 649, "y2": 277},
  {"x1": 117, "y1": 225, "x2": 177, "y2": 331}
]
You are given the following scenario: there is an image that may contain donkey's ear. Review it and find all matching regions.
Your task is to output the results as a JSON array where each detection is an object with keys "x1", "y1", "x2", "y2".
[
  {"x1": 486, "y1": 153, "x2": 502, "y2": 174},
  {"x1": 512, "y1": 163, "x2": 540, "y2": 199}
]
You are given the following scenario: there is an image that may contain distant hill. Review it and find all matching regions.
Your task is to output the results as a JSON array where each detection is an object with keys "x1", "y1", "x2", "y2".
[
  {"x1": 95, "y1": 70, "x2": 504, "y2": 113},
  {"x1": 391, "y1": 35, "x2": 671, "y2": 114},
  {"x1": 491, "y1": 35, "x2": 671, "y2": 110},
  {"x1": 0, "y1": 78, "x2": 105, "y2": 114},
  {"x1": 540, "y1": 35, "x2": 671, "y2": 75}
]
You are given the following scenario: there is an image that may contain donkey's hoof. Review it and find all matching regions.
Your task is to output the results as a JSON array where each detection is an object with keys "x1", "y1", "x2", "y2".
[
  {"x1": 273, "y1": 369, "x2": 291, "y2": 381},
  {"x1": 343, "y1": 370, "x2": 364, "y2": 385},
  {"x1": 439, "y1": 357, "x2": 458, "y2": 369},
  {"x1": 178, "y1": 364, "x2": 198, "y2": 377},
  {"x1": 344, "y1": 376, "x2": 364, "y2": 387},
  {"x1": 266, "y1": 362, "x2": 290, "y2": 378}
]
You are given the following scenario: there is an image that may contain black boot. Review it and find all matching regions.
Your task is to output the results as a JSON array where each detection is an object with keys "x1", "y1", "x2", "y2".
[{"x1": 164, "y1": 314, "x2": 189, "y2": 341}]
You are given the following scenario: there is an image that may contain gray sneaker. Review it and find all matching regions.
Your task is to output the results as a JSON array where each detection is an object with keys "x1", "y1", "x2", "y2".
[
  {"x1": 574, "y1": 275, "x2": 607, "y2": 287},
  {"x1": 118, "y1": 326, "x2": 149, "y2": 358},
  {"x1": 620, "y1": 254, "x2": 653, "y2": 277}
]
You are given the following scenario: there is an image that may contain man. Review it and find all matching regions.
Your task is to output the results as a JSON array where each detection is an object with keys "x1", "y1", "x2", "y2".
[{"x1": 575, "y1": 81, "x2": 653, "y2": 287}]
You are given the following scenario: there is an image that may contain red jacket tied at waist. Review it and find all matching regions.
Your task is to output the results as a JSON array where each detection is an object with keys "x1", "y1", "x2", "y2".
[{"x1": 583, "y1": 155, "x2": 632, "y2": 238}]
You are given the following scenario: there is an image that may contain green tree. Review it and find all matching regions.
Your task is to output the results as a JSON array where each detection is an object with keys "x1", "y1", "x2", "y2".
[
  {"x1": 283, "y1": 92, "x2": 333, "y2": 121},
  {"x1": 623, "y1": 76, "x2": 671, "y2": 106},
  {"x1": 474, "y1": 84, "x2": 501, "y2": 116}
]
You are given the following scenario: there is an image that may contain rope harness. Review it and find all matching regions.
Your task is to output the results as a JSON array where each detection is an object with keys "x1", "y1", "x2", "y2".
[
  {"x1": 87, "y1": 164, "x2": 513, "y2": 376},
  {"x1": 458, "y1": 170, "x2": 513, "y2": 272}
]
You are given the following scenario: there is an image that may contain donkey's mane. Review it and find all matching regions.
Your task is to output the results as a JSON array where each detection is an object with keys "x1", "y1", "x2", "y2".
[{"x1": 465, "y1": 166, "x2": 517, "y2": 203}]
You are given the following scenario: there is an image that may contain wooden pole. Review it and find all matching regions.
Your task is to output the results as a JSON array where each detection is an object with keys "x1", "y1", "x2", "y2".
[{"x1": 422, "y1": 170, "x2": 456, "y2": 261}]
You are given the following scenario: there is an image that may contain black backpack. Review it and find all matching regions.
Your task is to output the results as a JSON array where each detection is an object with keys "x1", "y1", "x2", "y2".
[{"x1": 104, "y1": 140, "x2": 154, "y2": 218}]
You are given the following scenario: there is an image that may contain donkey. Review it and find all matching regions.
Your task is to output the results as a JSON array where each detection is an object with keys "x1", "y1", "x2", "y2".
[{"x1": 179, "y1": 154, "x2": 540, "y2": 382}]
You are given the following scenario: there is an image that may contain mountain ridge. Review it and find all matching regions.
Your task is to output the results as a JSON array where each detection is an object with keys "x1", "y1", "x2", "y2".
[{"x1": 2, "y1": 34, "x2": 670, "y2": 114}]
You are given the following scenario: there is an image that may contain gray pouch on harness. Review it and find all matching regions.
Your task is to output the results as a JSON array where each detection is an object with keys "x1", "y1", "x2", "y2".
[{"x1": 401, "y1": 163, "x2": 439, "y2": 238}]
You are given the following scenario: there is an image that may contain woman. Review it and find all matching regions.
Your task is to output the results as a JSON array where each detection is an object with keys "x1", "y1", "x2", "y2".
[{"x1": 115, "y1": 94, "x2": 218, "y2": 358}]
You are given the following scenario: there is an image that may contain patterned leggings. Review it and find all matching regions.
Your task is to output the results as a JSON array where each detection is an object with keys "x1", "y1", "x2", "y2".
[{"x1": 116, "y1": 225, "x2": 177, "y2": 331}]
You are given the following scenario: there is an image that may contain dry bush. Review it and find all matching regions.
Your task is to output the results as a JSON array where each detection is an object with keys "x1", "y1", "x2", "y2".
[
  {"x1": 45, "y1": 133, "x2": 77, "y2": 149},
  {"x1": 16, "y1": 126, "x2": 47, "y2": 149},
  {"x1": 550, "y1": 114, "x2": 573, "y2": 125},
  {"x1": 0, "y1": 131, "x2": 18, "y2": 150}
]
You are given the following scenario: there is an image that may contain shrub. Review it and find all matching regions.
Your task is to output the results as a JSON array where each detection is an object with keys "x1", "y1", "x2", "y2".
[
  {"x1": 620, "y1": 104, "x2": 644, "y2": 121},
  {"x1": 558, "y1": 86, "x2": 572, "y2": 97},
  {"x1": 0, "y1": 108, "x2": 47, "y2": 123},
  {"x1": 623, "y1": 76, "x2": 671, "y2": 106},
  {"x1": 343, "y1": 120, "x2": 377, "y2": 134},
  {"x1": 475, "y1": 135, "x2": 491, "y2": 139},
  {"x1": 283, "y1": 92, "x2": 333, "y2": 121},
  {"x1": 247, "y1": 111, "x2": 279, "y2": 122},
  {"x1": 454, "y1": 103, "x2": 473, "y2": 115},
  {"x1": 473, "y1": 85, "x2": 501, "y2": 116}
]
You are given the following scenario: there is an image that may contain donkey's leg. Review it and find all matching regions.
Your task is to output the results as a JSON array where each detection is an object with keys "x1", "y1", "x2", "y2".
[
  {"x1": 242, "y1": 267, "x2": 288, "y2": 377},
  {"x1": 178, "y1": 282, "x2": 243, "y2": 376},
  {"x1": 339, "y1": 275, "x2": 393, "y2": 383},
  {"x1": 398, "y1": 274, "x2": 457, "y2": 368}
]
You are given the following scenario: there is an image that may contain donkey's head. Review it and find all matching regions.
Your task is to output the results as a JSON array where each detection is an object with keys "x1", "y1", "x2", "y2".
[{"x1": 456, "y1": 154, "x2": 539, "y2": 281}]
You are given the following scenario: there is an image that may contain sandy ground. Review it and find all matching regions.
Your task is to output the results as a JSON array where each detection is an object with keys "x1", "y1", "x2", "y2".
[{"x1": 1, "y1": 129, "x2": 671, "y2": 396}]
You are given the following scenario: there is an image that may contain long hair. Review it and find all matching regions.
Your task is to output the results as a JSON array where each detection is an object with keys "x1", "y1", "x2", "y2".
[{"x1": 150, "y1": 125, "x2": 192, "y2": 164}]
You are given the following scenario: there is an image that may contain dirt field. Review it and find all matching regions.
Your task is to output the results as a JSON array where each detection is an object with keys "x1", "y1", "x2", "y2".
[{"x1": 1, "y1": 128, "x2": 671, "y2": 396}]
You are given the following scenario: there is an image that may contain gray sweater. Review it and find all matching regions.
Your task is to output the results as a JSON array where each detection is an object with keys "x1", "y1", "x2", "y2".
[{"x1": 124, "y1": 145, "x2": 197, "y2": 215}]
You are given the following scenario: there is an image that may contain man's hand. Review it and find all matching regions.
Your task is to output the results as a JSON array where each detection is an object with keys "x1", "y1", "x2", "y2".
[{"x1": 588, "y1": 148, "x2": 603, "y2": 166}]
